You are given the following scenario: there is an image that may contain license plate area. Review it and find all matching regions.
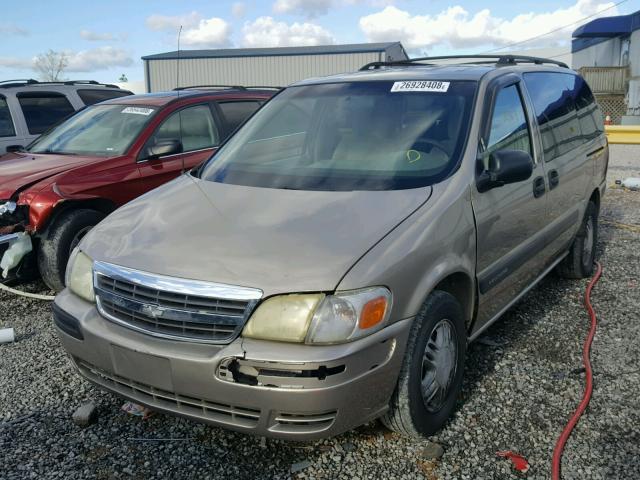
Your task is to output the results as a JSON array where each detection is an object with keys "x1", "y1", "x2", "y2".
[{"x1": 110, "y1": 345, "x2": 173, "y2": 391}]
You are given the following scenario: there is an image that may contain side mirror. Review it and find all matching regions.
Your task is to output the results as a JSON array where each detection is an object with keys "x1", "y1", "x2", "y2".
[
  {"x1": 6, "y1": 145, "x2": 25, "y2": 153},
  {"x1": 146, "y1": 139, "x2": 182, "y2": 160},
  {"x1": 477, "y1": 149, "x2": 533, "y2": 193}
]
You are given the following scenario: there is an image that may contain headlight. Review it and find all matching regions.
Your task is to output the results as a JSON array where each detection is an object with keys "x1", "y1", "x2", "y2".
[
  {"x1": 242, "y1": 287, "x2": 391, "y2": 345},
  {"x1": 66, "y1": 249, "x2": 95, "y2": 303},
  {"x1": 242, "y1": 293, "x2": 325, "y2": 342},
  {"x1": 0, "y1": 201, "x2": 17, "y2": 216},
  {"x1": 307, "y1": 287, "x2": 392, "y2": 344}
]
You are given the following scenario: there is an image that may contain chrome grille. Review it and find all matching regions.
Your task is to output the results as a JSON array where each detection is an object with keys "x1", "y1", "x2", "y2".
[{"x1": 93, "y1": 261, "x2": 262, "y2": 344}]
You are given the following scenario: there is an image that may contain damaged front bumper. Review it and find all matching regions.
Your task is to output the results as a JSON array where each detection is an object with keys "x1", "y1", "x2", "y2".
[
  {"x1": 53, "y1": 288, "x2": 413, "y2": 440},
  {"x1": 0, "y1": 232, "x2": 33, "y2": 279},
  {"x1": 0, "y1": 201, "x2": 33, "y2": 279}
]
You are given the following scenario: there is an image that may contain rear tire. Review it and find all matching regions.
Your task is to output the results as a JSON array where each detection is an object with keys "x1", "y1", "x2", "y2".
[
  {"x1": 382, "y1": 290, "x2": 466, "y2": 438},
  {"x1": 558, "y1": 201, "x2": 598, "y2": 279},
  {"x1": 38, "y1": 209, "x2": 105, "y2": 292}
]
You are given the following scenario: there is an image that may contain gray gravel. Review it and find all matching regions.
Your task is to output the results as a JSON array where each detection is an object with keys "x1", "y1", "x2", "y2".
[{"x1": 1, "y1": 145, "x2": 639, "y2": 479}]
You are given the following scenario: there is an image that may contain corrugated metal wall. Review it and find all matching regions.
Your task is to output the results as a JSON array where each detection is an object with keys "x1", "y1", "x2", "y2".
[{"x1": 145, "y1": 52, "x2": 381, "y2": 92}]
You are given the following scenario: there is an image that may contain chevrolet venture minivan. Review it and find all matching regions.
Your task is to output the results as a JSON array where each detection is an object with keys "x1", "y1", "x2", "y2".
[{"x1": 53, "y1": 55, "x2": 608, "y2": 440}]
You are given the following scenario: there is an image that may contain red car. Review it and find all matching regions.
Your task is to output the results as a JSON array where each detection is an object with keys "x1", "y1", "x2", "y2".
[{"x1": 0, "y1": 86, "x2": 276, "y2": 290}]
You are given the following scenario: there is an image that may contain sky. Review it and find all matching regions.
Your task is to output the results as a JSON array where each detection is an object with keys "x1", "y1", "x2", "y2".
[{"x1": 0, "y1": 0, "x2": 635, "y2": 86}]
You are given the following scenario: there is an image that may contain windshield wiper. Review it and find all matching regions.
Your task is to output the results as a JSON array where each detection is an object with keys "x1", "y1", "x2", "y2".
[{"x1": 39, "y1": 149, "x2": 78, "y2": 156}]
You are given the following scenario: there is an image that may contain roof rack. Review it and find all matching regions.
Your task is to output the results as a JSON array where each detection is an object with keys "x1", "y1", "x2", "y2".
[
  {"x1": 173, "y1": 85, "x2": 282, "y2": 91},
  {"x1": 0, "y1": 79, "x2": 121, "y2": 89},
  {"x1": 61, "y1": 80, "x2": 121, "y2": 88},
  {"x1": 360, "y1": 54, "x2": 569, "y2": 71},
  {"x1": 0, "y1": 79, "x2": 39, "y2": 88}
]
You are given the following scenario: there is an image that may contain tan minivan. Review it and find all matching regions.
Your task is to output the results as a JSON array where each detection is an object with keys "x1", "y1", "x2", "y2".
[{"x1": 53, "y1": 55, "x2": 608, "y2": 440}]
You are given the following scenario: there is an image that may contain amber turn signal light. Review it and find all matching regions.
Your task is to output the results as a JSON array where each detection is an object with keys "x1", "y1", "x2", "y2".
[{"x1": 359, "y1": 296, "x2": 388, "y2": 329}]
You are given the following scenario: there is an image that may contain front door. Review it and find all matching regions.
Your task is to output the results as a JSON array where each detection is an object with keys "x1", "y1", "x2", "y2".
[{"x1": 471, "y1": 77, "x2": 548, "y2": 333}]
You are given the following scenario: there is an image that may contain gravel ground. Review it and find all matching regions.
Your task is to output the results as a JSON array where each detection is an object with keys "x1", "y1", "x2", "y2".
[{"x1": 1, "y1": 145, "x2": 639, "y2": 480}]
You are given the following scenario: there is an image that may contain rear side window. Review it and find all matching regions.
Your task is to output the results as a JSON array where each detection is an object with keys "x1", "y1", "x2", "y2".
[
  {"x1": 218, "y1": 101, "x2": 262, "y2": 132},
  {"x1": 486, "y1": 84, "x2": 532, "y2": 157},
  {"x1": 0, "y1": 96, "x2": 15, "y2": 137},
  {"x1": 523, "y1": 72, "x2": 583, "y2": 161},
  {"x1": 77, "y1": 89, "x2": 132, "y2": 106},
  {"x1": 574, "y1": 76, "x2": 603, "y2": 140},
  {"x1": 17, "y1": 92, "x2": 75, "y2": 134}
]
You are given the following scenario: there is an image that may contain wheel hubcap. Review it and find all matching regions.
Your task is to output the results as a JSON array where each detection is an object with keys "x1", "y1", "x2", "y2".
[
  {"x1": 582, "y1": 217, "x2": 594, "y2": 265},
  {"x1": 421, "y1": 319, "x2": 458, "y2": 412}
]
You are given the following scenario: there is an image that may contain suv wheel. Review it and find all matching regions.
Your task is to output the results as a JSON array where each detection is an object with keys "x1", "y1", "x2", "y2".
[
  {"x1": 382, "y1": 290, "x2": 466, "y2": 438},
  {"x1": 38, "y1": 209, "x2": 105, "y2": 292},
  {"x1": 558, "y1": 200, "x2": 598, "y2": 279}
]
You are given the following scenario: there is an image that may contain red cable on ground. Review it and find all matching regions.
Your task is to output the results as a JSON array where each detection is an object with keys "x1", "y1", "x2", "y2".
[{"x1": 551, "y1": 261, "x2": 603, "y2": 480}]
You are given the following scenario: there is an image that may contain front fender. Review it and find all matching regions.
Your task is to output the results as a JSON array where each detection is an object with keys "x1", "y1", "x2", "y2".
[{"x1": 336, "y1": 180, "x2": 477, "y2": 325}]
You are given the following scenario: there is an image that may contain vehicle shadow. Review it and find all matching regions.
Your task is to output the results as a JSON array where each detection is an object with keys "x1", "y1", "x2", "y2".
[{"x1": 457, "y1": 236, "x2": 609, "y2": 417}]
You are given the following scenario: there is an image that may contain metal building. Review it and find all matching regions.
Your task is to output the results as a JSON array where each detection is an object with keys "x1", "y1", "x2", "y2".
[
  {"x1": 572, "y1": 10, "x2": 640, "y2": 124},
  {"x1": 142, "y1": 42, "x2": 407, "y2": 93}
]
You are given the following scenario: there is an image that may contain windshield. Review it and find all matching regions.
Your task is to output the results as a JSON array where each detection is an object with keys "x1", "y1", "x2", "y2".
[
  {"x1": 29, "y1": 104, "x2": 157, "y2": 156},
  {"x1": 199, "y1": 80, "x2": 476, "y2": 191}
]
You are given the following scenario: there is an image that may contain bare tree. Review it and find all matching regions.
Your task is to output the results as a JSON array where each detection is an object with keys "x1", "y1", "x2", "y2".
[{"x1": 33, "y1": 50, "x2": 69, "y2": 81}]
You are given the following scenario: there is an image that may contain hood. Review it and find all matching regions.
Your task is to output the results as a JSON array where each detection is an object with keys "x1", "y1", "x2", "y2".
[
  {"x1": 83, "y1": 175, "x2": 432, "y2": 296},
  {"x1": 0, "y1": 152, "x2": 101, "y2": 199}
]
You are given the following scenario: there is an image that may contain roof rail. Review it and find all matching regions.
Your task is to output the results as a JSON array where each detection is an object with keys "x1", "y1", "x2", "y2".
[
  {"x1": 173, "y1": 85, "x2": 283, "y2": 91},
  {"x1": 61, "y1": 80, "x2": 121, "y2": 88},
  {"x1": 0, "y1": 79, "x2": 39, "y2": 88},
  {"x1": 174, "y1": 85, "x2": 246, "y2": 91},
  {"x1": 244, "y1": 86, "x2": 283, "y2": 90},
  {"x1": 360, "y1": 54, "x2": 569, "y2": 71},
  {"x1": 0, "y1": 79, "x2": 121, "y2": 89}
]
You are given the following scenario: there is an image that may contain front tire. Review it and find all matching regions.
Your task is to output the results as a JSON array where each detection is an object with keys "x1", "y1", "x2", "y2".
[
  {"x1": 558, "y1": 200, "x2": 598, "y2": 279},
  {"x1": 38, "y1": 209, "x2": 105, "y2": 291},
  {"x1": 382, "y1": 290, "x2": 467, "y2": 438}
]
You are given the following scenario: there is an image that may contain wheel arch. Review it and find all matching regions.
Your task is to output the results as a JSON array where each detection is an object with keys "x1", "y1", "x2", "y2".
[
  {"x1": 404, "y1": 263, "x2": 476, "y2": 332},
  {"x1": 431, "y1": 271, "x2": 475, "y2": 331},
  {"x1": 38, "y1": 198, "x2": 117, "y2": 237}
]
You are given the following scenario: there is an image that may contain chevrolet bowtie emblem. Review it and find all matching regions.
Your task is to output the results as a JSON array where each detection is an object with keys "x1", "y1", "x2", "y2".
[{"x1": 142, "y1": 304, "x2": 165, "y2": 318}]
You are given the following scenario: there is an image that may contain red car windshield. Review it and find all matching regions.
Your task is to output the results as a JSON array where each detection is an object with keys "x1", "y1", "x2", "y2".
[{"x1": 29, "y1": 104, "x2": 157, "y2": 157}]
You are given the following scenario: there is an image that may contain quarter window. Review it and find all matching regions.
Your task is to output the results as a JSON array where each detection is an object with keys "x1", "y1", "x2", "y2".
[
  {"x1": 218, "y1": 101, "x2": 262, "y2": 132},
  {"x1": 146, "y1": 104, "x2": 219, "y2": 155},
  {"x1": 0, "y1": 96, "x2": 15, "y2": 137},
  {"x1": 17, "y1": 92, "x2": 75, "y2": 135},
  {"x1": 486, "y1": 84, "x2": 532, "y2": 158}
]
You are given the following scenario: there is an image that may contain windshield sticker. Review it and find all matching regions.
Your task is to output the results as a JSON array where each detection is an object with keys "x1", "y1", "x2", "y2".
[
  {"x1": 391, "y1": 81, "x2": 450, "y2": 93},
  {"x1": 121, "y1": 107, "x2": 154, "y2": 115}
]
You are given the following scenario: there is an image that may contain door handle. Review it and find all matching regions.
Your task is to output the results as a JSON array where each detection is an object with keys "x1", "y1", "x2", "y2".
[
  {"x1": 548, "y1": 169, "x2": 559, "y2": 190},
  {"x1": 533, "y1": 176, "x2": 546, "y2": 198}
]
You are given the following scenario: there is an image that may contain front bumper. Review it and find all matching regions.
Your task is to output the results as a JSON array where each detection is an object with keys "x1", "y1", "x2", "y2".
[{"x1": 53, "y1": 289, "x2": 412, "y2": 440}]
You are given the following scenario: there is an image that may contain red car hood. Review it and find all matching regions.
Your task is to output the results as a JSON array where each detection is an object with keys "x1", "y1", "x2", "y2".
[{"x1": 0, "y1": 152, "x2": 100, "y2": 199}]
